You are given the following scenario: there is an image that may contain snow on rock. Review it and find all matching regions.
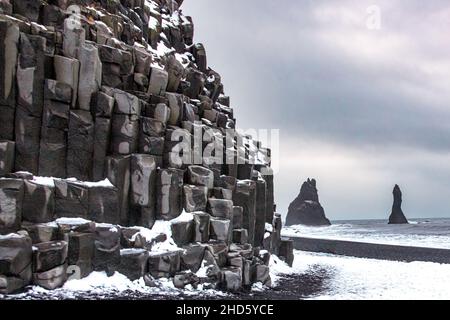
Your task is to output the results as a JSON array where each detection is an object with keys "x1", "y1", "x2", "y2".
[
  {"x1": 55, "y1": 217, "x2": 91, "y2": 225},
  {"x1": 78, "y1": 179, "x2": 114, "y2": 188},
  {"x1": 30, "y1": 176, "x2": 114, "y2": 189},
  {"x1": 96, "y1": 223, "x2": 119, "y2": 233},
  {"x1": 251, "y1": 282, "x2": 267, "y2": 292},
  {"x1": 31, "y1": 176, "x2": 57, "y2": 187},
  {"x1": 130, "y1": 211, "x2": 193, "y2": 254},
  {"x1": 0, "y1": 233, "x2": 23, "y2": 240}
]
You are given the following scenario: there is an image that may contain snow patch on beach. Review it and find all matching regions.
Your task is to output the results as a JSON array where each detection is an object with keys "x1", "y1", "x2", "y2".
[{"x1": 292, "y1": 250, "x2": 450, "y2": 300}]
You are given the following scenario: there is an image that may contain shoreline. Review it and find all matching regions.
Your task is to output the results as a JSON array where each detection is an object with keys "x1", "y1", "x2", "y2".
[{"x1": 290, "y1": 236, "x2": 450, "y2": 264}]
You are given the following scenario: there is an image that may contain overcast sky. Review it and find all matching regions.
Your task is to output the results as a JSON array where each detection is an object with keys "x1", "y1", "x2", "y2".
[{"x1": 183, "y1": 0, "x2": 450, "y2": 221}]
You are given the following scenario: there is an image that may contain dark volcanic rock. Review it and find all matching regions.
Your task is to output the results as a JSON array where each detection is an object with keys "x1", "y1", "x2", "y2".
[
  {"x1": 285, "y1": 178, "x2": 331, "y2": 226},
  {"x1": 388, "y1": 184, "x2": 409, "y2": 224}
]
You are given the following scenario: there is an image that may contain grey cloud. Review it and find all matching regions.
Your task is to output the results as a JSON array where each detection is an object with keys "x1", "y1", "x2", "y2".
[{"x1": 183, "y1": 0, "x2": 450, "y2": 219}]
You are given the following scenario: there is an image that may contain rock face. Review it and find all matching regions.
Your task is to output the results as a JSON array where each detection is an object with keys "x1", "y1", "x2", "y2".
[
  {"x1": 285, "y1": 178, "x2": 331, "y2": 226},
  {"x1": 0, "y1": 0, "x2": 293, "y2": 294},
  {"x1": 388, "y1": 185, "x2": 409, "y2": 224}
]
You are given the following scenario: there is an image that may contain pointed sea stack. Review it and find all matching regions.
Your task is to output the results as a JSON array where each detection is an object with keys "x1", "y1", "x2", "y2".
[
  {"x1": 388, "y1": 185, "x2": 409, "y2": 224},
  {"x1": 285, "y1": 178, "x2": 331, "y2": 226}
]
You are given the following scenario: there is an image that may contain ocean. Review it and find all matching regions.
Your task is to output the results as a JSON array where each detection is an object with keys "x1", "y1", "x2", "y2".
[{"x1": 282, "y1": 218, "x2": 450, "y2": 249}]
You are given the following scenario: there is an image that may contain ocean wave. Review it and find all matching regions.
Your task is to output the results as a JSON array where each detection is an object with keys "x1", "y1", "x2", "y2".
[{"x1": 282, "y1": 219, "x2": 450, "y2": 249}]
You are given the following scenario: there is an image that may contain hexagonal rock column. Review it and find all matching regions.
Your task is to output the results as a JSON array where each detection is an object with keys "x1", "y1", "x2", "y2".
[
  {"x1": 165, "y1": 93, "x2": 184, "y2": 126},
  {"x1": 67, "y1": 232, "x2": 94, "y2": 279},
  {"x1": 187, "y1": 165, "x2": 214, "y2": 189},
  {"x1": 54, "y1": 180, "x2": 89, "y2": 219},
  {"x1": 88, "y1": 183, "x2": 120, "y2": 224},
  {"x1": 67, "y1": 110, "x2": 94, "y2": 181},
  {"x1": 22, "y1": 180, "x2": 55, "y2": 224},
  {"x1": 232, "y1": 229, "x2": 248, "y2": 244},
  {"x1": 205, "y1": 242, "x2": 228, "y2": 268},
  {"x1": 181, "y1": 244, "x2": 205, "y2": 272},
  {"x1": 111, "y1": 114, "x2": 139, "y2": 155},
  {"x1": 11, "y1": 0, "x2": 42, "y2": 22},
  {"x1": 148, "y1": 66, "x2": 168, "y2": 96},
  {"x1": 171, "y1": 219, "x2": 194, "y2": 246},
  {"x1": 105, "y1": 155, "x2": 131, "y2": 226},
  {"x1": 193, "y1": 212, "x2": 210, "y2": 243},
  {"x1": 53, "y1": 55, "x2": 80, "y2": 108},
  {"x1": 270, "y1": 214, "x2": 282, "y2": 256},
  {"x1": 253, "y1": 178, "x2": 267, "y2": 247},
  {"x1": 32, "y1": 240, "x2": 68, "y2": 290},
  {"x1": 129, "y1": 154, "x2": 157, "y2": 228},
  {"x1": 33, "y1": 241, "x2": 67, "y2": 272},
  {"x1": 92, "y1": 117, "x2": 111, "y2": 181},
  {"x1": 279, "y1": 239, "x2": 294, "y2": 267},
  {"x1": 0, "y1": 234, "x2": 32, "y2": 294},
  {"x1": 0, "y1": 141, "x2": 15, "y2": 175},
  {"x1": 183, "y1": 68, "x2": 205, "y2": 99},
  {"x1": 139, "y1": 117, "x2": 165, "y2": 156},
  {"x1": 0, "y1": 18, "x2": 19, "y2": 141},
  {"x1": 93, "y1": 224, "x2": 121, "y2": 276},
  {"x1": 156, "y1": 168, "x2": 183, "y2": 220},
  {"x1": 117, "y1": 248, "x2": 149, "y2": 281},
  {"x1": 15, "y1": 33, "x2": 46, "y2": 174},
  {"x1": 77, "y1": 43, "x2": 102, "y2": 111},
  {"x1": 147, "y1": 251, "x2": 181, "y2": 278},
  {"x1": 32, "y1": 263, "x2": 68, "y2": 290},
  {"x1": 210, "y1": 218, "x2": 231, "y2": 244},
  {"x1": 165, "y1": 55, "x2": 184, "y2": 92},
  {"x1": 39, "y1": 83, "x2": 71, "y2": 178},
  {"x1": 261, "y1": 168, "x2": 274, "y2": 224},
  {"x1": 62, "y1": 16, "x2": 85, "y2": 59},
  {"x1": 21, "y1": 222, "x2": 59, "y2": 244},
  {"x1": 233, "y1": 180, "x2": 256, "y2": 246},
  {"x1": 220, "y1": 266, "x2": 242, "y2": 292},
  {"x1": 207, "y1": 199, "x2": 233, "y2": 219},
  {"x1": 232, "y1": 206, "x2": 243, "y2": 229},
  {"x1": 251, "y1": 264, "x2": 271, "y2": 287},
  {"x1": 183, "y1": 185, "x2": 208, "y2": 212},
  {"x1": 0, "y1": 178, "x2": 24, "y2": 234}
]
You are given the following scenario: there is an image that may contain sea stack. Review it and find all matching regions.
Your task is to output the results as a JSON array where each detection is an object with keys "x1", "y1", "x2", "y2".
[
  {"x1": 285, "y1": 178, "x2": 331, "y2": 226},
  {"x1": 388, "y1": 185, "x2": 409, "y2": 224}
]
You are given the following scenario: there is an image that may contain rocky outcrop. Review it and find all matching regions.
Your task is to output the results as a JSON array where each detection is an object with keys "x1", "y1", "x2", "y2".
[
  {"x1": 285, "y1": 178, "x2": 331, "y2": 226},
  {"x1": 0, "y1": 0, "x2": 293, "y2": 294},
  {"x1": 388, "y1": 185, "x2": 409, "y2": 224}
]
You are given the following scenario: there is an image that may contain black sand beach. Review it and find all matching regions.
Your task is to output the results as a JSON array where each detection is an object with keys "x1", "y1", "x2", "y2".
[{"x1": 291, "y1": 237, "x2": 450, "y2": 264}]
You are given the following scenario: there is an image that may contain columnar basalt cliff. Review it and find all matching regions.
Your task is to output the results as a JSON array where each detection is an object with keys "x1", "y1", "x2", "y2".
[
  {"x1": 0, "y1": 0, "x2": 293, "y2": 294},
  {"x1": 285, "y1": 178, "x2": 331, "y2": 226},
  {"x1": 388, "y1": 184, "x2": 408, "y2": 224}
]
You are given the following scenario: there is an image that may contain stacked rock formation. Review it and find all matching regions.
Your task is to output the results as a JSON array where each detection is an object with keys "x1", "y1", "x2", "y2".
[
  {"x1": 388, "y1": 184, "x2": 408, "y2": 224},
  {"x1": 285, "y1": 178, "x2": 331, "y2": 226},
  {"x1": 0, "y1": 0, "x2": 293, "y2": 294}
]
